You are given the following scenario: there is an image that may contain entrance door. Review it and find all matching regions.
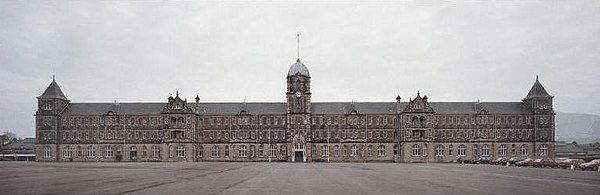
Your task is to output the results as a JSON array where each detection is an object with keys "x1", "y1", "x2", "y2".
[{"x1": 294, "y1": 151, "x2": 303, "y2": 162}]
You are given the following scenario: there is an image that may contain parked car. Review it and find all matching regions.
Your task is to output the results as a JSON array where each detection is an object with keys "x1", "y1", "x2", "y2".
[
  {"x1": 532, "y1": 158, "x2": 558, "y2": 168},
  {"x1": 491, "y1": 157, "x2": 507, "y2": 165},
  {"x1": 516, "y1": 158, "x2": 534, "y2": 167},
  {"x1": 558, "y1": 159, "x2": 585, "y2": 169},
  {"x1": 456, "y1": 157, "x2": 472, "y2": 163},
  {"x1": 472, "y1": 157, "x2": 491, "y2": 164},
  {"x1": 507, "y1": 158, "x2": 519, "y2": 166},
  {"x1": 579, "y1": 159, "x2": 600, "y2": 171}
]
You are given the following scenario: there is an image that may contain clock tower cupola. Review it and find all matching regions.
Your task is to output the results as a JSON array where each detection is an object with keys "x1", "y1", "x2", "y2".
[{"x1": 286, "y1": 58, "x2": 311, "y2": 113}]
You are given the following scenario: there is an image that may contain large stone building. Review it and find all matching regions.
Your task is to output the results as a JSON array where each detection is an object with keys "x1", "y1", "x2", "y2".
[{"x1": 35, "y1": 58, "x2": 555, "y2": 162}]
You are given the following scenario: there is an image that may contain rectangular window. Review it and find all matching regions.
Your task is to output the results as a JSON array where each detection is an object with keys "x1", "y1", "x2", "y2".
[
  {"x1": 87, "y1": 146, "x2": 95, "y2": 157},
  {"x1": 321, "y1": 145, "x2": 329, "y2": 157},
  {"x1": 176, "y1": 146, "x2": 185, "y2": 157},
  {"x1": 105, "y1": 146, "x2": 113, "y2": 157}
]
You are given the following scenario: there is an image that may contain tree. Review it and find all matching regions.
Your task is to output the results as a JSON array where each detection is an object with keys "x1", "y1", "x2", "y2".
[{"x1": 0, "y1": 131, "x2": 17, "y2": 145}]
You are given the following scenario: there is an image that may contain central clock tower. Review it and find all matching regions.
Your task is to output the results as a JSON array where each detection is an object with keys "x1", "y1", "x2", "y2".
[{"x1": 286, "y1": 58, "x2": 311, "y2": 114}]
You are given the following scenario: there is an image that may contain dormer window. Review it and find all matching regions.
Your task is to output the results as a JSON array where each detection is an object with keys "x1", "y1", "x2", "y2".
[
  {"x1": 174, "y1": 104, "x2": 181, "y2": 110},
  {"x1": 414, "y1": 103, "x2": 423, "y2": 109},
  {"x1": 43, "y1": 104, "x2": 52, "y2": 111}
]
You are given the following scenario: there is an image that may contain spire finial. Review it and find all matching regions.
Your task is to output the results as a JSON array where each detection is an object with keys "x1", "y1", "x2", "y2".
[
  {"x1": 297, "y1": 33, "x2": 300, "y2": 60},
  {"x1": 536, "y1": 75, "x2": 539, "y2": 81},
  {"x1": 417, "y1": 90, "x2": 420, "y2": 97},
  {"x1": 176, "y1": 91, "x2": 179, "y2": 97},
  {"x1": 52, "y1": 75, "x2": 55, "y2": 82}
]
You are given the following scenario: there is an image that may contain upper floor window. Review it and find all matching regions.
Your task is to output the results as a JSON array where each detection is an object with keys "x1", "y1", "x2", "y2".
[{"x1": 43, "y1": 104, "x2": 52, "y2": 110}]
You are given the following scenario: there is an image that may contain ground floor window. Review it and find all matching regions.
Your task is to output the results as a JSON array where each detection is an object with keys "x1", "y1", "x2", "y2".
[
  {"x1": 334, "y1": 145, "x2": 340, "y2": 157},
  {"x1": 152, "y1": 145, "x2": 160, "y2": 158},
  {"x1": 435, "y1": 145, "x2": 444, "y2": 156},
  {"x1": 521, "y1": 144, "x2": 528, "y2": 157},
  {"x1": 240, "y1": 145, "x2": 247, "y2": 157},
  {"x1": 176, "y1": 146, "x2": 185, "y2": 157},
  {"x1": 87, "y1": 145, "x2": 95, "y2": 157},
  {"x1": 377, "y1": 145, "x2": 385, "y2": 157},
  {"x1": 482, "y1": 144, "x2": 490, "y2": 157},
  {"x1": 43, "y1": 146, "x2": 51, "y2": 158},
  {"x1": 269, "y1": 145, "x2": 276, "y2": 157},
  {"x1": 211, "y1": 145, "x2": 219, "y2": 157},
  {"x1": 458, "y1": 145, "x2": 466, "y2": 156},
  {"x1": 198, "y1": 145, "x2": 203, "y2": 158},
  {"x1": 540, "y1": 144, "x2": 548, "y2": 156},
  {"x1": 321, "y1": 145, "x2": 329, "y2": 157},
  {"x1": 64, "y1": 146, "x2": 72, "y2": 158},
  {"x1": 412, "y1": 144, "x2": 421, "y2": 156},
  {"x1": 350, "y1": 145, "x2": 358, "y2": 157},
  {"x1": 499, "y1": 144, "x2": 506, "y2": 157},
  {"x1": 367, "y1": 145, "x2": 373, "y2": 156},
  {"x1": 105, "y1": 146, "x2": 113, "y2": 157}
]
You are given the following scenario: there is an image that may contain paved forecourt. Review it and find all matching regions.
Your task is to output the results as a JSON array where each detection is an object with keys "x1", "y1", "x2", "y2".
[{"x1": 0, "y1": 162, "x2": 598, "y2": 195}]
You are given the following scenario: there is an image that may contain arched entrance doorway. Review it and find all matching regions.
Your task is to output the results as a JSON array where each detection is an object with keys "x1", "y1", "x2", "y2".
[{"x1": 292, "y1": 134, "x2": 306, "y2": 163}]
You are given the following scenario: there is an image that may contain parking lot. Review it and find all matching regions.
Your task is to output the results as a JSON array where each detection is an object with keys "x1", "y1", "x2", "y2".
[{"x1": 0, "y1": 162, "x2": 598, "y2": 195}]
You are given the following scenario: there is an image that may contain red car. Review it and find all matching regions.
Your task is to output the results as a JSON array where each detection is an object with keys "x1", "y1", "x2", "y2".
[
  {"x1": 532, "y1": 158, "x2": 558, "y2": 168},
  {"x1": 516, "y1": 158, "x2": 534, "y2": 167},
  {"x1": 558, "y1": 159, "x2": 585, "y2": 169},
  {"x1": 580, "y1": 159, "x2": 600, "y2": 171}
]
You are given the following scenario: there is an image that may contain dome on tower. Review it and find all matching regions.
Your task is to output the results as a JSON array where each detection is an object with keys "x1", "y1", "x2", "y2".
[{"x1": 287, "y1": 59, "x2": 310, "y2": 77}]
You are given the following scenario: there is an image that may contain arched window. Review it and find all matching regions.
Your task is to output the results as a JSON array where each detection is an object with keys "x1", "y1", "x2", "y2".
[
  {"x1": 422, "y1": 144, "x2": 427, "y2": 157},
  {"x1": 377, "y1": 145, "x2": 386, "y2": 157},
  {"x1": 142, "y1": 146, "x2": 147, "y2": 158},
  {"x1": 367, "y1": 145, "x2": 373, "y2": 156},
  {"x1": 458, "y1": 145, "x2": 466, "y2": 156},
  {"x1": 412, "y1": 144, "x2": 421, "y2": 156},
  {"x1": 211, "y1": 145, "x2": 219, "y2": 157},
  {"x1": 499, "y1": 144, "x2": 506, "y2": 157},
  {"x1": 321, "y1": 145, "x2": 329, "y2": 157},
  {"x1": 240, "y1": 145, "x2": 248, "y2": 157},
  {"x1": 521, "y1": 144, "x2": 528, "y2": 157},
  {"x1": 169, "y1": 145, "x2": 173, "y2": 157},
  {"x1": 350, "y1": 145, "x2": 359, "y2": 157},
  {"x1": 334, "y1": 145, "x2": 340, "y2": 157},
  {"x1": 436, "y1": 145, "x2": 444, "y2": 156},
  {"x1": 540, "y1": 144, "x2": 548, "y2": 156},
  {"x1": 448, "y1": 144, "x2": 454, "y2": 156},
  {"x1": 482, "y1": 144, "x2": 490, "y2": 157},
  {"x1": 393, "y1": 144, "x2": 398, "y2": 156}
]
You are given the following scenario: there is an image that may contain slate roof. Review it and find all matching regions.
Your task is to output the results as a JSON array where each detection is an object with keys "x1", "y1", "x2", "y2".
[
  {"x1": 37, "y1": 78, "x2": 68, "y2": 100},
  {"x1": 287, "y1": 59, "x2": 310, "y2": 77},
  {"x1": 523, "y1": 76, "x2": 553, "y2": 100},
  {"x1": 62, "y1": 101, "x2": 531, "y2": 115},
  {"x1": 2, "y1": 138, "x2": 36, "y2": 150}
]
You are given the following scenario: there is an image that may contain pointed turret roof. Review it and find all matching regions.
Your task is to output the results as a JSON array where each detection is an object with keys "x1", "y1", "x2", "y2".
[
  {"x1": 523, "y1": 76, "x2": 553, "y2": 100},
  {"x1": 37, "y1": 76, "x2": 68, "y2": 100}
]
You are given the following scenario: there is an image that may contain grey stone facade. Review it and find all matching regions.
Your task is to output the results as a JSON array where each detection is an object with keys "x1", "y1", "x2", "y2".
[{"x1": 35, "y1": 59, "x2": 555, "y2": 162}]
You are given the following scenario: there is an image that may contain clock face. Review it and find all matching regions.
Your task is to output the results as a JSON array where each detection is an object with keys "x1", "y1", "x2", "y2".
[{"x1": 295, "y1": 91, "x2": 302, "y2": 97}]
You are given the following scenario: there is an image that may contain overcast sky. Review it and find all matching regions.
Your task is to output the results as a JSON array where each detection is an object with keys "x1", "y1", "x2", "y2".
[{"x1": 1, "y1": 1, "x2": 599, "y2": 138}]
